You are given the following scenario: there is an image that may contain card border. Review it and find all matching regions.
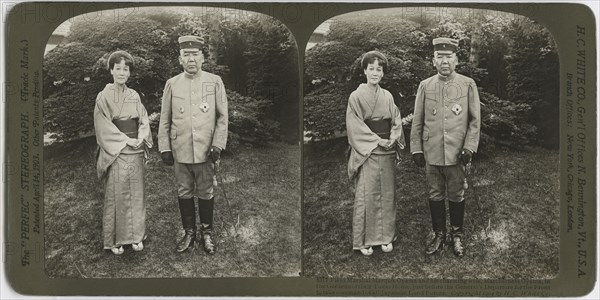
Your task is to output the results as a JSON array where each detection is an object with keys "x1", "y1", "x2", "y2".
[{"x1": 2, "y1": 1, "x2": 597, "y2": 297}]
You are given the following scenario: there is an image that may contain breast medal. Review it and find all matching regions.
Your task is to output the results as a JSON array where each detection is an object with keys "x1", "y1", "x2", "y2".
[
  {"x1": 200, "y1": 102, "x2": 209, "y2": 113},
  {"x1": 451, "y1": 103, "x2": 462, "y2": 115},
  {"x1": 179, "y1": 106, "x2": 184, "y2": 113}
]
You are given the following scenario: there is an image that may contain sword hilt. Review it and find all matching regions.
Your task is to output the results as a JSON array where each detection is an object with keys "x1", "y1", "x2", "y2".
[
  {"x1": 212, "y1": 160, "x2": 221, "y2": 187},
  {"x1": 465, "y1": 162, "x2": 472, "y2": 176}
]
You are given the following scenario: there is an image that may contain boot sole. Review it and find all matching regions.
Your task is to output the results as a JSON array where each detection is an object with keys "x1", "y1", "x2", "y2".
[
  {"x1": 453, "y1": 248, "x2": 465, "y2": 257},
  {"x1": 202, "y1": 243, "x2": 215, "y2": 255},
  {"x1": 176, "y1": 240, "x2": 196, "y2": 253},
  {"x1": 451, "y1": 237, "x2": 465, "y2": 257},
  {"x1": 425, "y1": 242, "x2": 445, "y2": 255}
]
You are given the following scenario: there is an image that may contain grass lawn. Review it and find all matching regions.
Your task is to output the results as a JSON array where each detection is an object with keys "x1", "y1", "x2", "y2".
[
  {"x1": 303, "y1": 138, "x2": 559, "y2": 279},
  {"x1": 44, "y1": 137, "x2": 300, "y2": 278}
]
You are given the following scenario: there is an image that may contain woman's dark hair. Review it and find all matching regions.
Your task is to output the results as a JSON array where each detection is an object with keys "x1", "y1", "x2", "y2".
[
  {"x1": 360, "y1": 50, "x2": 388, "y2": 73},
  {"x1": 107, "y1": 50, "x2": 134, "y2": 71}
]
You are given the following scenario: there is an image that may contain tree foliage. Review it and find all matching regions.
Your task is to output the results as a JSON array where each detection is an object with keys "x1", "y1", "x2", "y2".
[
  {"x1": 202, "y1": 14, "x2": 299, "y2": 141},
  {"x1": 505, "y1": 17, "x2": 559, "y2": 148},
  {"x1": 304, "y1": 83, "x2": 349, "y2": 139},
  {"x1": 228, "y1": 91, "x2": 280, "y2": 145},
  {"x1": 479, "y1": 91, "x2": 536, "y2": 152},
  {"x1": 236, "y1": 16, "x2": 299, "y2": 140}
]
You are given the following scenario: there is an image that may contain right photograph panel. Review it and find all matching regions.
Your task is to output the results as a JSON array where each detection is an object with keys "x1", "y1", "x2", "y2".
[{"x1": 303, "y1": 7, "x2": 559, "y2": 279}]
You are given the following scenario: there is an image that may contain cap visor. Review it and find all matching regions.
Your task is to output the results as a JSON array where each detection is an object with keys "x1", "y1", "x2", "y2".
[{"x1": 181, "y1": 48, "x2": 200, "y2": 52}]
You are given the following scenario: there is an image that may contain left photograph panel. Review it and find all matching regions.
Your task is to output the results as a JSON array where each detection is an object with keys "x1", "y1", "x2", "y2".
[{"x1": 43, "y1": 6, "x2": 300, "y2": 278}]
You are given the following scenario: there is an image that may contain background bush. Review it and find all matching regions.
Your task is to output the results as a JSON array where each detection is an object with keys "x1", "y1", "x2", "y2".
[{"x1": 479, "y1": 91, "x2": 536, "y2": 152}]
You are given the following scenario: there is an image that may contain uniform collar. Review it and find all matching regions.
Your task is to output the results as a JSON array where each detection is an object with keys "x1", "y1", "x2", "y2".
[
  {"x1": 437, "y1": 71, "x2": 456, "y2": 82},
  {"x1": 183, "y1": 71, "x2": 202, "y2": 79}
]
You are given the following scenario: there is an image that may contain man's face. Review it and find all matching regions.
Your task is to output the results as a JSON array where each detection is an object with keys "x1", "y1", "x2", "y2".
[
  {"x1": 432, "y1": 50, "x2": 457, "y2": 76},
  {"x1": 179, "y1": 49, "x2": 203, "y2": 74}
]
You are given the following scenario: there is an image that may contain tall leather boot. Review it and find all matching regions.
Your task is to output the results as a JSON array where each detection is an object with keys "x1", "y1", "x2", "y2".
[
  {"x1": 449, "y1": 200, "x2": 466, "y2": 257},
  {"x1": 425, "y1": 199, "x2": 446, "y2": 255},
  {"x1": 176, "y1": 197, "x2": 196, "y2": 253},
  {"x1": 198, "y1": 197, "x2": 215, "y2": 255}
]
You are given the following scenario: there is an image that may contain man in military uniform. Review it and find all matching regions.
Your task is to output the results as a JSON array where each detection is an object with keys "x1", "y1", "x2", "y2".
[
  {"x1": 410, "y1": 37, "x2": 480, "y2": 257},
  {"x1": 158, "y1": 35, "x2": 228, "y2": 254}
]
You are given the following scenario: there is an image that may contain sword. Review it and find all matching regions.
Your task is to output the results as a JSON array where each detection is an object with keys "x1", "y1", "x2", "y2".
[
  {"x1": 463, "y1": 161, "x2": 490, "y2": 239},
  {"x1": 212, "y1": 159, "x2": 240, "y2": 252}
]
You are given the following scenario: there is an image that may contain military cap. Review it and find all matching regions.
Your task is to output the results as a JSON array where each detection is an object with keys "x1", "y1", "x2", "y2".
[
  {"x1": 432, "y1": 37, "x2": 459, "y2": 52},
  {"x1": 178, "y1": 35, "x2": 204, "y2": 50}
]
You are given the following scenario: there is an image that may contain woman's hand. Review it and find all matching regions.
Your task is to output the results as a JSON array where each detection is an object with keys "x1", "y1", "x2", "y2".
[
  {"x1": 385, "y1": 141, "x2": 397, "y2": 151},
  {"x1": 126, "y1": 138, "x2": 142, "y2": 149},
  {"x1": 378, "y1": 139, "x2": 394, "y2": 150}
]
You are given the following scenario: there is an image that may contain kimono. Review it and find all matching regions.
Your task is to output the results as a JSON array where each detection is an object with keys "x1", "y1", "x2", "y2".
[
  {"x1": 94, "y1": 83, "x2": 153, "y2": 249},
  {"x1": 346, "y1": 83, "x2": 405, "y2": 250}
]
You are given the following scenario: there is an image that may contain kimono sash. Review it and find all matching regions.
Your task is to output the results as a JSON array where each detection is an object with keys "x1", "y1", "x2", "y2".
[
  {"x1": 364, "y1": 118, "x2": 391, "y2": 139},
  {"x1": 112, "y1": 118, "x2": 139, "y2": 138}
]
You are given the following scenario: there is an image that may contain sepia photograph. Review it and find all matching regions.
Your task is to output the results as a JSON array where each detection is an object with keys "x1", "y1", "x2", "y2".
[
  {"x1": 2, "y1": 1, "x2": 597, "y2": 297},
  {"x1": 303, "y1": 7, "x2": 560, "y2": 279},
  {"x1": 42, "y1": 6, "x2": 301, "y2": 278}
]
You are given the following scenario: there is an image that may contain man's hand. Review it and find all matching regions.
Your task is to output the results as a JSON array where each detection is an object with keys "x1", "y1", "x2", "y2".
[
  {"x1": 412, "y1": 153, "x2": 425, "y2": 168},
  {"x1": 459, "y1": 149, "x2": 473, "y2": 165},
  {"x1": 161, "y1": 151, "x2": 174, "y2": 166},
  {"x1": 210, "y1": 146, "x2": 221, "y2": 163}
]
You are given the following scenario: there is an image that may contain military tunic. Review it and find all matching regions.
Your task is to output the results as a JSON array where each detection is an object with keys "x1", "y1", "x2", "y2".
[
  {"x1": 410, "y1": 72, "x2": 480, "y2": 166},
  {"x1": 158, "y1": 71, "x2": 228, "y2": 163}
]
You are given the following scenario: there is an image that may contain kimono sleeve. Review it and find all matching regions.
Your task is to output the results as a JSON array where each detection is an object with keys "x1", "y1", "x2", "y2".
[
  {"x1": 346, "y1": 92, "x2": 380, "y2": 157},
  {"x1": 94, "y1": 92, "x2": 129, "y2": 156}
]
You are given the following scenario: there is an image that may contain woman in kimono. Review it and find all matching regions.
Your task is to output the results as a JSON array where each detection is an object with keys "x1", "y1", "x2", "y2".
[
  {"x1": 346, "y1": 51, "x2": 405, "y2": 256},
  {"x1": 94, "y1": 50, "x2": 152, "y2": 255}
]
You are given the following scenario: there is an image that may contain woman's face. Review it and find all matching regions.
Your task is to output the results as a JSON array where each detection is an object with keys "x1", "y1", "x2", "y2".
[
  {"x1": 110, "y1": 59, "x2": 130, "y2": 85},
  {"x1": 364, "y1": 59, "x2": 384, "y2": 85}
]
